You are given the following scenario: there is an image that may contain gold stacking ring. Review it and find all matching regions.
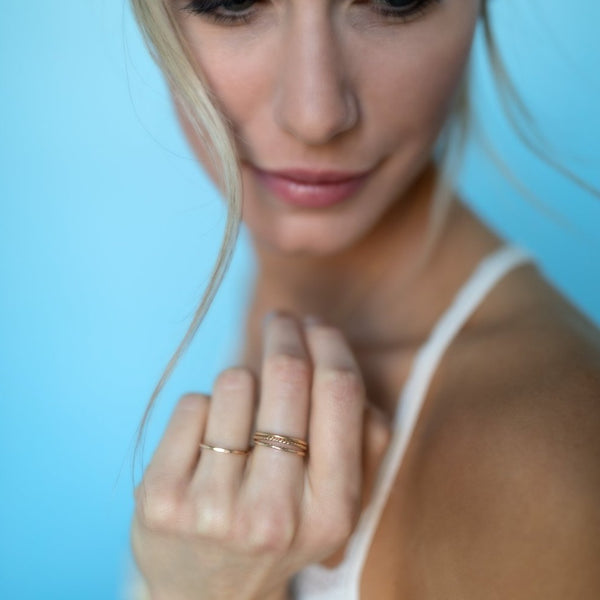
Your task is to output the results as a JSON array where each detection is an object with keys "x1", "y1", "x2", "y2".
[
  {"x1": 198, "y1": 442, "x2": 251, "y2": 456},
  {"x1": 252, "y1": 431, "x2": 308, "y2": 457}
]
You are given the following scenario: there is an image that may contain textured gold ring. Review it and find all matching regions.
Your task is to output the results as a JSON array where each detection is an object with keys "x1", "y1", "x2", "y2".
[
  {"x1": 253, "y1": 432, "x2": 308, "y2": 449},
  {"x1": 198, "y1": 442, "x2": 251, "y2": 456},
  {"x1": 252, "y1": 431, "x2": 309, "y2": 457},
  {"x1": 252, "y1": 440, "x2": 307, "y2": 456}
]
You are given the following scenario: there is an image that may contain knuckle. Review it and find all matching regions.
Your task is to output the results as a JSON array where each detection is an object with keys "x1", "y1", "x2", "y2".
[
  {"x1": 214, "y1": 367, "x2": 254, "y2": 393},
  {"x1": 264, "y1": 353, "x2": 311, "y2": 387},
  {"x1": 192, "y1": 493, "x2": 235, "y2": 540},
  {"x1": 135, "y1": 482, "x2": 182, "y2": 531},
  {"x1": 233, "y1": 503, "x2": 297, "y2": 554}
]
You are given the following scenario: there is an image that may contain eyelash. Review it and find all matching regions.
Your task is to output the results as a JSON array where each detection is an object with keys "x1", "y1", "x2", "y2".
[{"x1": 181, "y1": 0, "x2": 441, "y2": 27}]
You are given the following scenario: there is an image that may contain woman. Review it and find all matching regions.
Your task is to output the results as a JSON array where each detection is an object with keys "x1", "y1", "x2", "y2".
[{"x1": 127, "y1": 1, "x2": 600, "y2": 598}]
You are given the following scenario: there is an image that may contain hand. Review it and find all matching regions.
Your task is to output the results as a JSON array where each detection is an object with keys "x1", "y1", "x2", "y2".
[{"x1": 131, "y1": 312, "x2": 391, "y2": 600}]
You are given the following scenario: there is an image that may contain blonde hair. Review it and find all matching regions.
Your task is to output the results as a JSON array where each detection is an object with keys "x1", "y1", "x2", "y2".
[
  {"x1": 130, "y1": 0, "x2": 243, "y2": 483},
  {"x1": 128, "y1": 0, "x2": 595, "y2": 484}
]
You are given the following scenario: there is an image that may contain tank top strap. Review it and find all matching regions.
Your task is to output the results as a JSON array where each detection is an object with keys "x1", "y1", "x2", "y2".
[
  {"x1": 291, "y1": 243, "x2": 536, "y2": 599},
  {"x1": 394, "y1": 243, "x2": 535, "y2": 431}
]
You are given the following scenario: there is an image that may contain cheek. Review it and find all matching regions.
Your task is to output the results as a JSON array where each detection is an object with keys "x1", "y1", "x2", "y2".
[
  {"x1": 177, "y1": 23, "x2": 275, "y2": 142},
  {"x1": 356, "y1": 11, "x2": 479, "y2": 154},
  {"x1": 172, "y1": 22, "x2": 275, "y2": 187}
]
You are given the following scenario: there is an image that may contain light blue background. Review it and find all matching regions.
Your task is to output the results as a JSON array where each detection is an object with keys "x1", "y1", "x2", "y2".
[{"x1": 1, "y1": 1, "x2": 598, "y2": 598}]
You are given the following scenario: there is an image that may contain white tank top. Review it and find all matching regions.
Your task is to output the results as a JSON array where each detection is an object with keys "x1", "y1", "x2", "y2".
[{"x1": 290, "y1": 243, "x2": 535, "y2": 600}]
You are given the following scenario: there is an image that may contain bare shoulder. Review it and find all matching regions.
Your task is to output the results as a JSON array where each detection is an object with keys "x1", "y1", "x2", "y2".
[
  {"x1": 406, "y1": 265, "x2": 600, "y2": 598},
  {"x1": 435, "y1": 262, "x2": 600, "y2": 439},
  {"x1": 362, "y1": 263, "x2": 600, "y2": 599}
]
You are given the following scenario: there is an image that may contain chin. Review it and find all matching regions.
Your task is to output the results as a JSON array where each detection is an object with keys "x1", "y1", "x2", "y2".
[
  {"x1": 243, "y1": 200, "x2": 387, "y2": 257},
  {"x1": 259, "y1": 232, "x2": 359, "y2": 257}
]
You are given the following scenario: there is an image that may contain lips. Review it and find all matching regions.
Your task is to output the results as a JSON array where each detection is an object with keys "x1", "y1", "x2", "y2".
[{"x1": 249, "y1": 165, "x2": 373, "y2": 208}]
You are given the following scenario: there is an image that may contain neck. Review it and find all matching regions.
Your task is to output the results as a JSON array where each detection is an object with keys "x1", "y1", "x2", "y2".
[
  {"x1": 242, "y1": 164, "x2": 503, "y2": 413},
  {"x1": 250, "y1": 163, "x2": 448, "y2": 336}
]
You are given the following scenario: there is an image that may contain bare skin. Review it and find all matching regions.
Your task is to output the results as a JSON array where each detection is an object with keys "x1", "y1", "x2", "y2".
[
  {"x1": 240, "y1": 164, "x2": 507, "y2": 419},
  {"x1": 240, "y1": 186, "x2": 600, "y2": 598},
  {"x1": 131, "y1": 1, "x2": 600, "y2": 598}
]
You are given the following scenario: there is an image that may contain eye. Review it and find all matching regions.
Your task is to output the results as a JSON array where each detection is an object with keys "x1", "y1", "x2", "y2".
[
  {"x1": 180, "y1": 0, "x2": 441, "y2": 26},
  {"x1": 382, "y1": 0, "x2": 422, "y2": 6},
  {"x1": 181, "y1": 0, "x2": 259, "y2": 25},
  {"x1": 215, "y1": 0, "x2": 255, "y2": 12},
  {"x1": 370, "y1": 0, "x2": 440, "y2": 21}
]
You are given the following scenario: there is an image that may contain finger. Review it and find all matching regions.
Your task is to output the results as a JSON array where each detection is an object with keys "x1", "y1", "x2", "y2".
[
  {"x1": 190, "y1": 367, "x2": 256, "y2": 495},
  {"x1": 361, "y1": 403, "x2": 392, "y2": 512},
  {"x1": 243, "y1": 312, "x2": 311, "y2": 503},
  {"x1": 140, "y1": 393, "x2": 210, "y2": 496},
  {"x1": 303, "y1": 322, "x2": 366, "y2": 516}
]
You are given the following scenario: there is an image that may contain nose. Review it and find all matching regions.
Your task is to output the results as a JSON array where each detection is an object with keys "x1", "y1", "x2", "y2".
[{"x1": 273, "y1": 14, "x2": 358, "y2": 146}]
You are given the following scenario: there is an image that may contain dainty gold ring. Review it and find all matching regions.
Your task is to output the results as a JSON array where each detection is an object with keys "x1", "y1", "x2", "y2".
[
  {"x1": 253, "y1": 432, "x2": 308, "y2": 449},
  {"x1": 198, "y1": 442, "x2": 251, "y2": 456},
  {"x1": 252, "y1": 431, "x2": 309, "y2": 457}
]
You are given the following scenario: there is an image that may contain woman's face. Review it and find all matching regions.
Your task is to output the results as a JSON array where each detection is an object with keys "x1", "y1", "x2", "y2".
[{"x1": 172, "y1": 0, "x2": 480, "y2": 255}]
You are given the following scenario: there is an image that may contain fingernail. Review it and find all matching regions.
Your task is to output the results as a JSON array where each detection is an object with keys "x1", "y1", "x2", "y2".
[
  {"x1": 262, "y1": 309, "x2": 283, "y2": 330},
  {"x1": 303, "y1": 314, "x2": 323, "y2": 327}
]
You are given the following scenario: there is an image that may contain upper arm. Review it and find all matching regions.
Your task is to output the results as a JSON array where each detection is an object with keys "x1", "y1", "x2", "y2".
[
  {"x1": 421, "y1": 432, "x2": 600, "y2": 598},
  {"x1": 358, "y1": 301, "x2": 600, "y2": 599},
  {"x1": 409, "y1": 339, "x2": 600, "y2": 599}
]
